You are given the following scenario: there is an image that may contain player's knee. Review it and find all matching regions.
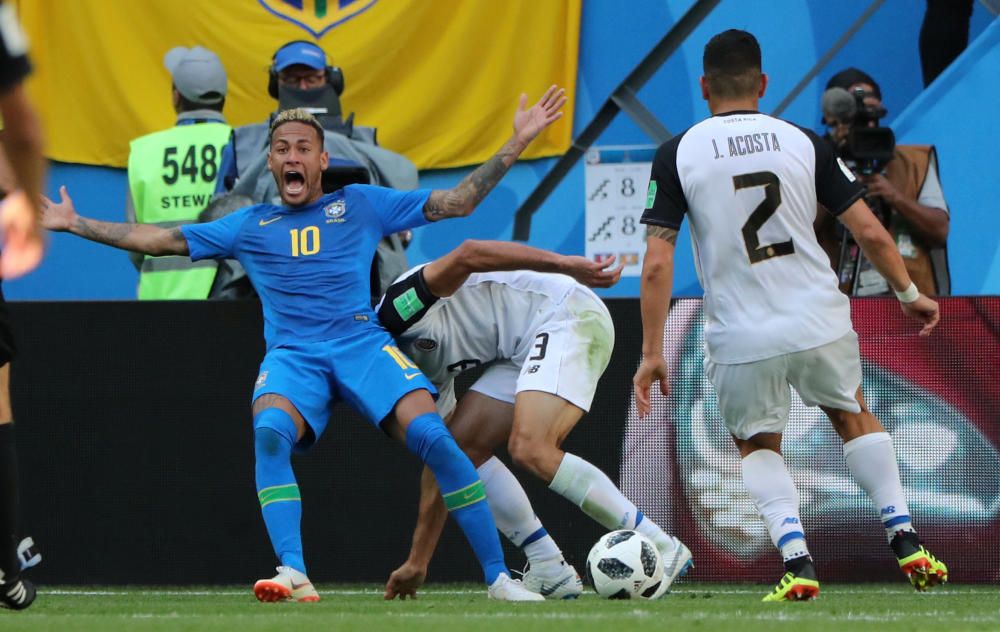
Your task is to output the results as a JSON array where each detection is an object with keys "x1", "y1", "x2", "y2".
[
  {"x1": 828, "y1": 408, "x2": 882, "y2": 442},
  {"x1": 405, "y1": 412, "x2": 457, "y2": 466},
  {"x1": 508, "y1": 434, "x2": 546, "y2": 474},
  {"x1": 733, "y1": 432, "x2": 781, "y2": 457},
  {"x1": 451, "y1": 426, "x2": 493, "y2": 465},
  {"x1": 253, "y1": 408, "x2": 298, "y2": 458},
  {"x1": 254, "y1": 427, "x2": 289, "y2": 458}
]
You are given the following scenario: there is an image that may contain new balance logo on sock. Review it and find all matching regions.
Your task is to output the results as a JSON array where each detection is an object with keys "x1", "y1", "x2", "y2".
[
  {"x1": 881, "y1": 506, "x2": 896, "y2": 515},
  {"x1": 782, "y1": 517, "x2": 800, "y2": 525}
]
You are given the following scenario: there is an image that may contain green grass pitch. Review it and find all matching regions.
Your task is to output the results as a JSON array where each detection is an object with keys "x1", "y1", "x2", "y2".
[{"x1": 3, "y1": 583, "x2": 999, "y2": 631}]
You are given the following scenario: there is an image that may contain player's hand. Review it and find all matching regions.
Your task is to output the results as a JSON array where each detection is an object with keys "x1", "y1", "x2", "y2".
[
  {"x1": 512, "y1": 85, "x2": 567, "y2": 147},
  {"x1": 383, "y1": 561, "x2": 427, "y2": 600},
  {"x1": 900, "y1": 293, "x2": 939, "y2": 336},
  {"x1": 0, "y1": 190, "x2": 45, "y2": 279},
  {"x1": 633, "y1": 355, "x2": 669, "y2": 419},
  {"x1": 39, "y1": 185, "x2": 78, "y2": 232},
  {"x1": 561, "y1": 254, "x2": 625, "y2": 288}
]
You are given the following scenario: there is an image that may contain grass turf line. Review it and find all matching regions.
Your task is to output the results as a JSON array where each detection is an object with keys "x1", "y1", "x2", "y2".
[{"x1": 2, "y1": 583, "x2": 999, "y2": 631}]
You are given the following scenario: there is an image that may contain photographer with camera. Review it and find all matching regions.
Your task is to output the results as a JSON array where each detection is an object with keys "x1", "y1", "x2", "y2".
[{"x1": 817, "y1": 68, "x2": 950, "y2": 296}]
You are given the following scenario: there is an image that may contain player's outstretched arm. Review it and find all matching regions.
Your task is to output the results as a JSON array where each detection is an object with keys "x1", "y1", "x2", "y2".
[
  {"x1": 423, "y1": 86, "x2": 567, "y2": 222},
  {"x1": 634, "y1": 226, "x2": 677, "y2": 418},
  {"x1": 41, "y1": 185, "x2": 189, "y2": 257},
  {"x1": 422, "y1": 239, "x2": 623, "y2": 298},
  {"x1": 838, "y1": 199, "x2": 939, "y2": 336},
  {"x1": 384, "y1": 466, "x2": 449, "y2": 600}
]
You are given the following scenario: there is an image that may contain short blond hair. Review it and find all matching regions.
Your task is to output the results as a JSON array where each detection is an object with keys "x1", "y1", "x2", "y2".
[{"x1": 269, "y1": 108, "x2": 325, "y2": 147}]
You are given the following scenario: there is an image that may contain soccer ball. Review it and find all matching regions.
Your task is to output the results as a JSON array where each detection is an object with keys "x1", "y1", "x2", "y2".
[{"x1": 586, "y1": 530, "x2": 664, "y2": 599}]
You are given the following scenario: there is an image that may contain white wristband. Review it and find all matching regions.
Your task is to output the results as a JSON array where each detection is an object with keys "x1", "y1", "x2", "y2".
[{"x1": 894, "y1": 282, "x2": 920, "y2": 303}]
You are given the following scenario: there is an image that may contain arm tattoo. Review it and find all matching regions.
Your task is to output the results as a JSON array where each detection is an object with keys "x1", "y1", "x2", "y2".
[
  {"x1": 646, "y1": 225, "x2": 678, "y2": 244},
  {"x1": 425, "y1": 139, "x2": 521, "y2": 221},
  {"x1": 72, "y1": 217, "x2": 186, "y2": 255},
  {"x1": 75, "y1": 216, "x2": 137, "y2": 247},
  {"x1": 423, "y1": 191, "x2": 452, "y2": 220},
  {"x1": 168, "y1": 227, "x2": 185, "y2": 246}
]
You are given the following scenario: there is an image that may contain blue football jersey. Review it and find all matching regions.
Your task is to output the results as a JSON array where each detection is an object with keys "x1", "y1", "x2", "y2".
[{"x1": 181, "y1": 185, "x2": 431, "y2": 349}]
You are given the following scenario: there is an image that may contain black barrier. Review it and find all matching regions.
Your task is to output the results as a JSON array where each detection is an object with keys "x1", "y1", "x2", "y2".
[
  {"x1": 11, "y1": 298, "x2": 998, "y2": 586},
  {"x1": 7, "y1": 300, "x2": 636, "y2": 585}
]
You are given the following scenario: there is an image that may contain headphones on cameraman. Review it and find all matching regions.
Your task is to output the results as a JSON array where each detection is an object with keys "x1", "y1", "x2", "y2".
[{"x1": 268, "y1": 40, "x2": 344, "y2": 99}]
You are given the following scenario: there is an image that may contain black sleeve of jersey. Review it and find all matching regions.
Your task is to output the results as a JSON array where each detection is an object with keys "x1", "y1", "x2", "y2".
[
  {"x1": 640, "y1": 133, "x2": 688, "y2": 229},
  {"x1": 0, "y1": 5, "x2": 31, "y2": 94},
  {"x1": 0, "y1": 2, "x2": 31, "y2": 94},
  {"x1": 800, "y1": 127, "x2": 865, "y2": 216},
  {"x1": 376, "y1": 267, "x2": 440, "y2": 336}
]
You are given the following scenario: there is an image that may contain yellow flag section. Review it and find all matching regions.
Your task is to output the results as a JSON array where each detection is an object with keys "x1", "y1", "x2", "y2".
[{"x1": 17, "y1": 0, "x2": 580, "y2": 170}]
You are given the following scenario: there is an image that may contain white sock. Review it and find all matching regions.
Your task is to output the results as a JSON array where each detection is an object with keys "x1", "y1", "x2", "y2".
[
  {"x1": 477, "y1": 457, "x2": 561, "y2": 565},
  {"x1": 843, "y1": 432, "x2": 915, "y2": 542},
  {"x1": 741, "y1": 449, "x2": 810, "y2": 562},
  {"x1": 549, "y1": 452, "x2": 673, "y2": 550}
]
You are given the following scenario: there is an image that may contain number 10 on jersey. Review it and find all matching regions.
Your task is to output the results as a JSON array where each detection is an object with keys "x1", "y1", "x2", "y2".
[{"x1": 290, "y1": 226, "x2": 320, "y2": 256}]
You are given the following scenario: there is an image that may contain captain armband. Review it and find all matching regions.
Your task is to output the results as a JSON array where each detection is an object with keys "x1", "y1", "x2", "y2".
[{"x1": 377, "y1": 267, "x2": 440, "y2": 336}]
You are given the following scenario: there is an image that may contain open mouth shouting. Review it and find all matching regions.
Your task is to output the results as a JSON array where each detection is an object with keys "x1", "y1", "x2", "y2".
[{"x1": 283, "y1": 170, "x2": 306, "y2": 198}]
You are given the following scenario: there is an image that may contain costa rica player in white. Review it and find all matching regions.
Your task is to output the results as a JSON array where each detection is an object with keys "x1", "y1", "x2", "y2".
[
  {"x1": 379, "y1": 240, "x2": 692, "y2": 600},
  {"x1": 633, "y1": 29, "x2": 946, "y2": 601}
]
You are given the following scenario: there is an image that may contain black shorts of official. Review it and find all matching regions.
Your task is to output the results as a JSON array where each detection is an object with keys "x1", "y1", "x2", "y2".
[{"x1": 0, "y1": 281, "x2": 15, "y2": 366}]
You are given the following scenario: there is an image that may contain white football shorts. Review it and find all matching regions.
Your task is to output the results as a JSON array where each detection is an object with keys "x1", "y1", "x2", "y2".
[
  {"x1": 705, "y1": 330, "x2": 863, "y2": 440},
  {"x1": 468, "y1": 288, "x2": 614, "y2": 413}
]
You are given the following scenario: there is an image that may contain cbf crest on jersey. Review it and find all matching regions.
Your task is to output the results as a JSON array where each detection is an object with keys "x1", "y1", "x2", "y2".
[
  {"x1": 324, "y1": 200, "x2": 347, "y2": 223},
  {"x1": 258, "y1": 0, "x2": 378, "y2": 39}
]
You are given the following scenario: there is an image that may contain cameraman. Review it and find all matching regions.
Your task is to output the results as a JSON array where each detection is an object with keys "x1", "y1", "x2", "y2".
[{"x1": 817, "y1": 68, "x2": 950, "y2": 296}]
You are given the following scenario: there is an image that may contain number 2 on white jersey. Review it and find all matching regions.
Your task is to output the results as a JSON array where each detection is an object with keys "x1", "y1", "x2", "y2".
[{"x1": 735, "y1": 171, "x2": 795, "y2": 264}]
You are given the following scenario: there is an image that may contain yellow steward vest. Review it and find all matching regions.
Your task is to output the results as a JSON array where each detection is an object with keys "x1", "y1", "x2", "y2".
[{"x1": 128, "y1": 122, "x2": 232, "y2": 299}]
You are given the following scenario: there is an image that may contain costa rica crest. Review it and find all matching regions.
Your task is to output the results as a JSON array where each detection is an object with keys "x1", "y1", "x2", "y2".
[{"x1": 258, "y1": 0, "x2": 378, "y2": 39}]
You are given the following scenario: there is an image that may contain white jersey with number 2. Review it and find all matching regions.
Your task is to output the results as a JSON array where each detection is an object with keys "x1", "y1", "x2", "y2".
[{"x1": 641, "y1": 111, "x2": 865, "y2": 364}]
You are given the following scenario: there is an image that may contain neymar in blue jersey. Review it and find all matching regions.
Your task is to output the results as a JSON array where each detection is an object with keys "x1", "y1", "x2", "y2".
[{"x1": 41, "y1": 87, "x2": 568, "y2": 602}]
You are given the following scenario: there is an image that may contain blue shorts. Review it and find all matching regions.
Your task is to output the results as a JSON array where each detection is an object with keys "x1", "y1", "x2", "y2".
[{"x1": 252, "y1": 327, "x2": 436, "y2": 451}]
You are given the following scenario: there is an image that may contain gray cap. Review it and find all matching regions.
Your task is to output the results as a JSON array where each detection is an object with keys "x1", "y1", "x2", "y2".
[{"x1": 164, "y1": 46, "x2": 227, "y2": 105}]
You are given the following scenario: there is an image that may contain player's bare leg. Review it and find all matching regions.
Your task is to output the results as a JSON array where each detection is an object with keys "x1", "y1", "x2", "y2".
[
  {"x1": 822, "y1": 389, "x2": 948, "y2": 591},
  {"x1": 507, "y1": 390, "x2": 580, "y2": 482},
  {"x1": 250, "y1": 394, "x2": 319, "y2": 603},
  {"x1": 734, "y1": 432, "x2": 819, "y2": 602},
  {"x1": 446, "y1": 392, "x2": 514, "y2": 468},
  {"x1": 510, "y1": 390, "x2": 690, "y2": 596},
  {"x1": 442, "y1": 392, "x2": 578, "y2": 598},
  {"x1": 385, "y1": 389, "x2": 542, "y2": 601}
]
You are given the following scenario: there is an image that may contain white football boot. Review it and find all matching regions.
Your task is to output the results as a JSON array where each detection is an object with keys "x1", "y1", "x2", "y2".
[
  {"x1": 487, "y1": 572, "x2": 545, "y2": 601},
  {"x1": 253, "y1": 565, "x2": 320, "y2": 603},
  {"x1": 522, "y1": 560, "x2": 583, "y2": 599},
  {"x1": 648, "y1": 536, "x2": 693, "y2": 599}
]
